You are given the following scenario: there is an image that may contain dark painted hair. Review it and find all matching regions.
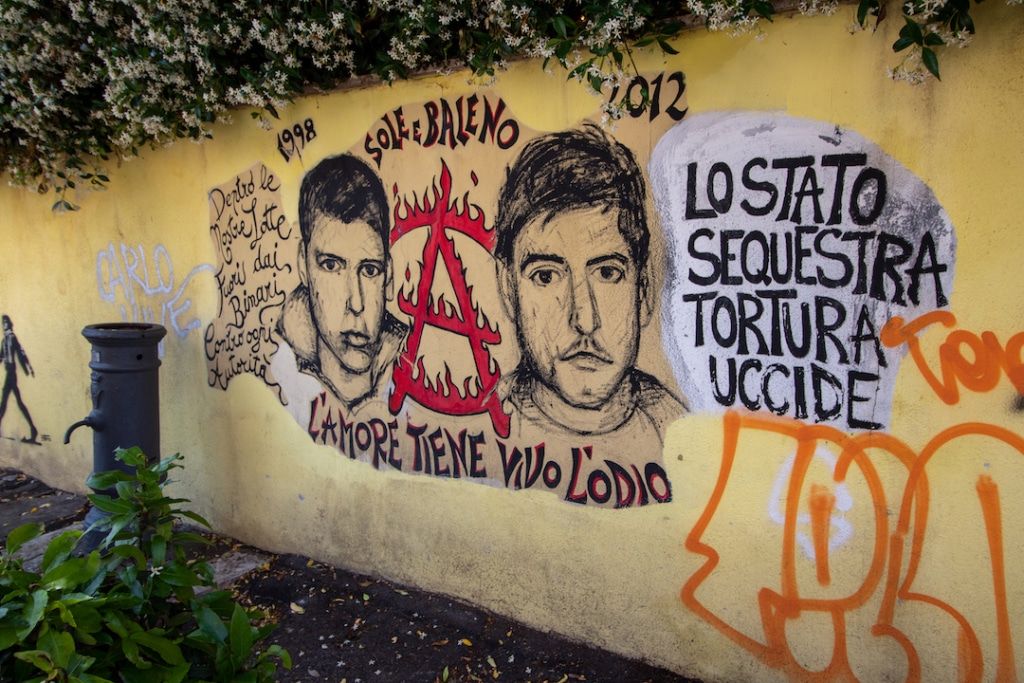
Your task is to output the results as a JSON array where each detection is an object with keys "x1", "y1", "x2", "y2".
[
  {"x1": 494, "y1": 123, "x2": 649, "y2": 269},
  {"x1": 298, "y1": 154, "x2": 390, "y2": 253}
]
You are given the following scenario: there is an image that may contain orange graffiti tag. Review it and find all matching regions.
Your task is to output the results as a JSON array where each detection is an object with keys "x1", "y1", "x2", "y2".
[
  {"x1": 881, "y1": 311, "x2": 1024, "y2": 403},
  {"x1": 682, "y1": 410, "x2": 1024, "y2": 682}
]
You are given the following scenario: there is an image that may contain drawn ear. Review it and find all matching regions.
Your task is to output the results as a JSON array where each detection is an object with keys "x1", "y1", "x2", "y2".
[
  {"x1": 297, "y1": 241, "x2": 309, "y2": 287},
  {"x1": 496, "y1": 260, "x2": 516, "y2": 324},
  {"x1": 639, "y1": 260, "x2": 654, "y2": 328}
]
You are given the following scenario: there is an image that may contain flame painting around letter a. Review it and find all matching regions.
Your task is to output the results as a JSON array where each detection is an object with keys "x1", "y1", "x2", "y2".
[{"x1": 389, "y1": 160, "x2": 510, "y2": 437}]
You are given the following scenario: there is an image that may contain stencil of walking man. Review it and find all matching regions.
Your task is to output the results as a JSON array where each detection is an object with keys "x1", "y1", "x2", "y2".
[{"x1": 0, "y1": 315, "x2": 39, "y2": 444}]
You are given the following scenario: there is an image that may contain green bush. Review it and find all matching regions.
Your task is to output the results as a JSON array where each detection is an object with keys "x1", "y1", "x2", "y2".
[
  {"x1": 4, "y1": 0, "x2": 1015, "y2": 210},
  {"x1": 0, "y1": 447, "x2": 291, "y2": 682}
]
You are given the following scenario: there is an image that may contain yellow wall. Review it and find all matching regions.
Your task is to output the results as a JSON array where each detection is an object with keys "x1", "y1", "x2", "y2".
[{"x1": 2, "y1": 5, "x2": 1023, "y2": 681}]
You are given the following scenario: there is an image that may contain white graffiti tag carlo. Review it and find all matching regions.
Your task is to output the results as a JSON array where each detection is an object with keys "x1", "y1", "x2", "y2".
[
  {"x1": 96, "y1": 242, "x2": 214, "y2": 355},
  {"x1": 650, "y1": 112, "x2": 957, "y2": 432}
]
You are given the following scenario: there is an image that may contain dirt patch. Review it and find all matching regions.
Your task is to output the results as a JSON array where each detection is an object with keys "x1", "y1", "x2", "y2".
[
  {"x1": 0, "y1": 469, "x2": 87, "y2": 542},
  {"x1": 235, "y1": 554, "x2": 694, "y2": 683}
]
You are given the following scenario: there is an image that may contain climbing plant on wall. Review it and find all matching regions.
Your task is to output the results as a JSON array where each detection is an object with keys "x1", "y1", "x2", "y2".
[{"x1": 0, "y1": 0, "x2": 1011, "y2": 209}]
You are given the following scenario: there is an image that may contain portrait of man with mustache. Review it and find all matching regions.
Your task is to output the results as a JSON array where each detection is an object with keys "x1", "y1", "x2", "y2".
[
  {"x1": 276, "y1": 154, "x2": 408, "y2": 413},
  {"x1": 494, "y1": 124, "x2": 686, "y2": 441}
]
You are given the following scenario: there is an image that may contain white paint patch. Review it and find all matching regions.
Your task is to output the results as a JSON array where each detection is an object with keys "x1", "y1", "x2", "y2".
[
  {"x1": 768, "y1": 447, "x2": 854, "y2": 560},
  {"x1": 650, "y1": 112, "x2": 957, "y2": 431},
  {"x1": 96, "y1": 242, "x2": 214, "y2": 356}
]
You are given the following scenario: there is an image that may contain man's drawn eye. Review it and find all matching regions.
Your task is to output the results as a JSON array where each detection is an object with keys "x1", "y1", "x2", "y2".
[
  {"x1": 529, "y1": 268, "x2": 561, "y2": 286},
  {"x1": 594, "y1": 264, "x2": 624, "y2": 283},
  {"x1": 359, "y1": 262, "x2": 383, "y2": 278},
  {"x1": 318, "y1": 256, "x2": 344, "y2": 273}
]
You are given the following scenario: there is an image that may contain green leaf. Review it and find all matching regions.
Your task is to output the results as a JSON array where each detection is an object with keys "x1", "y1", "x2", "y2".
[
  {"x1": 170, "y1": 532, "x2": 210, "y2": 547},
  {"x1": 175, "y1": 510, "x2": 211, "y2": 529},
  {"x1": 195, "y1": 589, "x2": 235, "y2": 612},
  {"x1": 229, "y1": 604, "x2": 254, "y2": 667},
  {"x1": 76, "y1": 674, "x2": 117, "y2": 683},
  {"x1": 41, "y1": 530, "x2": 83, "y2": 573},
  {"x1": 100, "y1": 513, "x2": 135, "y2": 547},
  {"x1": 903, "y1": 16, "x2": 923, "y2": 43},
  {"x1": 115, "y1": 447, "x2": 147, "y2": 467},
  {"x1": 18, "y1": 589, "x2": 48, "y2": 638},
  {"x1": 892, "y1": 35, "x2": 916, "y2": 52},
  {"x1": 656, "y1": 38, "x2": 679, "y2": 55},
  {"x1": 924, "y1": 32, "x2": 945, "y2": 46},
  {"x1": 5, "y1": 522, "x2": 44, "y2": 554},
  {"x1": 104, "y1": 610, "x2": 130, "y2": 637},
  {"x1": 87, "y1": 494, "x2": 133, "y2": 515},
  {"x1": 922, "y1": 47, "x2": 941, "y2": 79},
  {"x1": 552, "y1": 15, "x2": 567, "y2": 38},
  {"x1": 151, "y1": 536, "x2": 166, "y2": 564},
  {"x1": 162, "y1": 663, "x2": 190, "y2": 683},
  {"x1": 120, "y1": 636, "x2": 146, "y2": 667},
  {"x1": 119, "y1": 565, "x2": 144, "y2": 600},
  {"x1": 14, "y1": 649, "x2": 54, "y2": 674},
  {"x1": 85, "y1": 470, "x2": 133, "y2": 490},
  {"x1": 195, "y1": 605, "x2": 228, "y2": 644},
  {"x1": 80, "y1": 564, "x2": 109, "y2": 596},
  {"x1": 262, "y1": 643, "x2": 291, "y2": 669},
  {"x1": 65, "y1": 651, "x2": 96, "y2": 677},
  {"x1": 155, "y1": 522, "x2": 173, "y2": 541},
  {"x1": 69, "y1": 604, "x2": 102, "y2": 635},
  {"x1": 753, "y1": 0, "x2": 776, "y2": 19},
  {"x1": 133, "y1": 630, "x2": 185, "y2": 665},
  {"x1": 41, "y1": 552, "x2": 101, "y2": 590},
  {"x1": 54, "y1": 600, "x2": 77, "y2": 627},
  {"x1": 108, "y1": 544, "x2": 147, "y2": 569},
  {"x1": 156, "y1": 562, "x2": 202, "y2": 588},
  {"x1": 0, "y1": 626, "x2": 20, "y2": 650},
  {"x1": 113, "y1": 481, "x2": 136, "y2": 501},
  {"x1": 60, "y1": 592, "x2": 97, "y2": 607},
  {"x1": 38, "y1": 629, "x2": 75, "y2": 668}
]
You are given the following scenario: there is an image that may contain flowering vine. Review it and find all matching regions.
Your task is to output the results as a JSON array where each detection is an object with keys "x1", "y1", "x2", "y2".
[{"x1": 0, "y1": 0, "x2": 1013, "y2": 209}]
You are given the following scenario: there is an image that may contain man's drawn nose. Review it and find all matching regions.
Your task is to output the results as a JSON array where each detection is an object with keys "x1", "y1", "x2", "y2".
[
  {"x1": 569, "y1": 272, "x2": 600, "y2": 335},
  {"x1": 346, "y1": 272, "x2": 365, "y2": 314}
]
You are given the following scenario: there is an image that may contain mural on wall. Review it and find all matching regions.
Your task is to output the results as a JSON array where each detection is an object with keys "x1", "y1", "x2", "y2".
[
  {"x1": 650, "y1": 114, "x2": 1024, "y2": 681},
  {"x1": 66, "y1": 53, "x2": 1012, "y2": 681},
  {"x1": 650, "y1": 112, "x2": 957, "y2": 432},
  {"x1": 204, "y1": 162, "x2": 299, "y2": 401},
  {"x1": 275, "y1": 154, "x2": 409, "y2": 414},
  {"x1": 202, "y1": 88, "x2": 970, "y2": 534},
  {"x1": 205, "y1": 77, "x2": 689, "y2": 507},
  {"x1": 493, "y1": 126, "x2": 686, "y2": 445},
  {"x1": 0, "y1": 315, "x2": 39, "y2": 444},
  {"x1": 96, "y1": 241, "x2": 215, "y2": 357}
]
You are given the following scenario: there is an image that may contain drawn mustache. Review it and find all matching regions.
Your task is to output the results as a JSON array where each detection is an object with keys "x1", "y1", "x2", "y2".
[{"x1": 558, "y1": 337, "x2": 613, "y2": 365}]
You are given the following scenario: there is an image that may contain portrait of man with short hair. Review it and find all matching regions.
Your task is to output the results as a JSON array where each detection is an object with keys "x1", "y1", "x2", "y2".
[
  {"x1": 494, "y1": 123, "x2": 686, "y2": 440},
  {"x1": 275, "y1": 153, "x2": 408, "y2": 412}
]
